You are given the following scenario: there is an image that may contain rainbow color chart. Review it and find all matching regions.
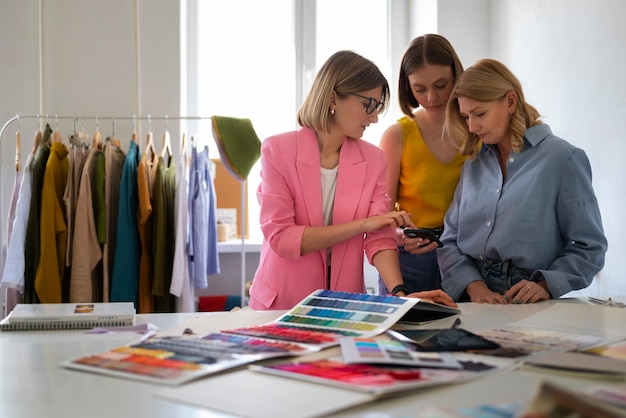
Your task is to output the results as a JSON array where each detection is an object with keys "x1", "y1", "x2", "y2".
[
  {"x1": 223, "y1": 289, "x2": 421, "y2": 349},
  {"x1": 62, "y1": 290, "x2": 421, "y2": 385}
]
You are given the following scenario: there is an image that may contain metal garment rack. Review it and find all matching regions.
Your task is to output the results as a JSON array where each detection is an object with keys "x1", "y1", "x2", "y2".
[{"x1": 0, "y1": 113, "x2": 249, "y2": 309}]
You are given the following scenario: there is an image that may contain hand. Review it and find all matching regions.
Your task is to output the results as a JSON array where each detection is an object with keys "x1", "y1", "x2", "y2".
[
  {"x1": 363, "y1": 211, "x2": 414, "y2": 233},
  {"x1": 466, "y1": 281, "x2": 508, "y2": 304},
  {"x1": 402, "y1": 235, "x2": 438, "y2": 254},
  {"x1": 407, "y1": 290, "x2": 457, "y2": 307},
  {"x1": 504, "y1": 280, "x2": 550, "y2": 304}
]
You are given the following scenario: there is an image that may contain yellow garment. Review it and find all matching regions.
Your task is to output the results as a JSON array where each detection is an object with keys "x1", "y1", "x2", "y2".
[
  {"x1": 35, "y1": 142, "x2": 69, "y2": 302},
  {"x1": 137, "y1": 153, "x2": 158, "y2": 313},
  {"x1": 396, "y1": 115, "x2": 467, "y2": 228}
]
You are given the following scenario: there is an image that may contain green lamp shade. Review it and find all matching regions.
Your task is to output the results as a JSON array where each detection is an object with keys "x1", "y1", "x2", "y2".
[{"x1": 211, "y1": 115, "x2": 261, "y2": 181}]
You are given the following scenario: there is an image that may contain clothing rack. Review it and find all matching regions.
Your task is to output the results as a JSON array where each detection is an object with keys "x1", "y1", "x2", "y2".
[{"x1": 0, "y1": 113, "x2": 249, "y2": 309}]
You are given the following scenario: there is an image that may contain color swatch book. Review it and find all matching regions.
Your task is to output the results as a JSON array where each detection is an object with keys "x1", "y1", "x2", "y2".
[
  {"x1": 249, "y1": 354, "x2": 508, "y2": 397},
  {"x1": 339, "y1": 337, "x2": 463, "y2": 369},
  {"x1": 61, "y1": 332, "x2": 317, "y2": 385},
  {"x1": 0, "y1": 302, "x2": 135, "y2": 331},
  {"x1": 61, "y1": 290, "x2": 426, "y2": 385},
  {"x1": 221, "y1": 289, "x2": 438, "y2": 349}
]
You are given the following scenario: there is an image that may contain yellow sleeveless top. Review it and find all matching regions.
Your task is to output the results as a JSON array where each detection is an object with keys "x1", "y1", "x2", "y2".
[{"x1": 396, "y1": 115, "x2": 467, "y2": 228}]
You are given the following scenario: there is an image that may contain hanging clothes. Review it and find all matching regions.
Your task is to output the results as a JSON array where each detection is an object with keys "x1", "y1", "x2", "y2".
[
  {"x1": 70, "y1": 144, "x2": 103, "y2": 302},
  {"x1": 34, "y1": 141, "x2": 69, "y2": 302},
  {"x1": 0, "y1": 115, "x2": 233, "y2": 312},
  {"x1": 5, "y1": 151, "x2": 22, "y2": 249},
  {"x1": 63, "y1": 133, "x2": 90, "y2": 270},
  {"x1": 187, "y1": 145, "x2": 220, "y2": 291},
  {"x1": 170, "y1": 136, "x2": 193, "y2": 312},
  {"x1": 94, "y1": 151, "x2": 106, "y2": 245},
  {"x1": 136, "y1": 148, "x2": 158, "y2": 313},
  {"x1": 3, "y1": 161, "x2": 23, "y2": 313},
  {"x1": 151, "y1": 156, "x2": 176, "y2": 312},
  {"x1": 1, "y1": 129, "x2": 32, "y2": 314},
  {"x1": 23, "y1": 124, "x2": 53, "y2": 303},
  {"x1": 111, "y1": 140, "x2": 141, "y2": 305},
  {"x1": 102, "y1": 140, "x2": 126, "y2": 302},
  {"x1": 1, "y1": 146, "x2": 36, "y2": 294}
]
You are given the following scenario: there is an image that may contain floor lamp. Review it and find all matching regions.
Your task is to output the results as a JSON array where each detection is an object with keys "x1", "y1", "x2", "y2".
[{"x1": 211, "y1": 116, "x2": 261, "y2": 308}]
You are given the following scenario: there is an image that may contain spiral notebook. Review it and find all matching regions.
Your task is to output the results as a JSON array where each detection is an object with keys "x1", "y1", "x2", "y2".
[{"x1": 0, "y1": 302, "x2": 136, "y2": 331}]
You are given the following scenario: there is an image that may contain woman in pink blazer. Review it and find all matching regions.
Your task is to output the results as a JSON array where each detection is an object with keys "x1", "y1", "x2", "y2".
[{"x1": 249, "y1": 51, "x2": 456, "y2": 310}]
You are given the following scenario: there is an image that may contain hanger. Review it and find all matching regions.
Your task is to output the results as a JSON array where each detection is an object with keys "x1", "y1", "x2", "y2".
[
  {"x1": 69, "y1": 117, "x2": 91, "y2": 149},
  {"x1": 92, "y1": 131, "x2": 103, "y2": 149},
  {"x1": 160, "y1": 115, "x2": 172, "y2": 162},
  {"x1": 161, "y1": 130, "x2": 172, "y2": 160},
  {"x1": 32, "y1": 130, "x2": 42, "y2": 156},
  {"x1": 92, "y1": 116, "x2": 103, "y2": 149},
  {"x1": 108, "y1": 117, "x2": 122, "y2": 149},
  {"x1": 145, "y1": 131, "x2": 156, "y2": 158},
  {"x1": 52, "y1": 115, "x2": 62, "y2": 144},
  {"x1": 181, "y1": 132, "x2": 191, "y2": 167},
  {"x1": 145, "y1": 115, "x2": 156, "y2": 158},
  {"x1": 131, "y1": 115, "x2": 137, "y2": 143}
]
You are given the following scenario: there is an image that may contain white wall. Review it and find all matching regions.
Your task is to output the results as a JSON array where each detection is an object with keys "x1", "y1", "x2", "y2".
[
  {"x1": 0, "y1": 0, "x2": 183, "y2": 227},
  {"x1": 486, "y1": 0, "x2": 626, "y2": 296},
  {"x1": 1, "y1": 0, "x2": 625, "y2": 299}
]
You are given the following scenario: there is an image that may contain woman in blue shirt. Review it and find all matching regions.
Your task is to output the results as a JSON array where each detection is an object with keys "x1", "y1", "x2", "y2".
[{"x1": 439, "y1": 59, "x2": 607, "y2": 304}]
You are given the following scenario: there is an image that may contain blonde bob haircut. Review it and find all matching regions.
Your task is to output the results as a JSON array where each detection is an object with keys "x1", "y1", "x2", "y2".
[
  {"x1": 297, "y1": 50, "x2": 390, "y2": 134},
  {"x1": 445, "y1": 58, "x2": 542, "y2": 157}
]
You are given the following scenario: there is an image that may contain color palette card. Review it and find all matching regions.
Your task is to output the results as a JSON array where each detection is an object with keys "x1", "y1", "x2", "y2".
[
  {"x1": 223, "y1": 289, "x2": 421, "y2": 349},
  {"x1": 250, "y1": 356, "x2": 499, "y2": 396},
  {"x1": 339, "y1": 337, "x2": 462, "y2": 369},
  {"x1": 61, "y1": 331, "x2": 317, "y2": 385},
  {"x1": 61, "y1": 290, "x2": 420, "y2": 385}
]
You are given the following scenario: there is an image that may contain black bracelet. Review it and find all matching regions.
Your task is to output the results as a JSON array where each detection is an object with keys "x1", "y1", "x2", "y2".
[{"x1": 390, "y1": 284, "x2": 409, "y2": 296}]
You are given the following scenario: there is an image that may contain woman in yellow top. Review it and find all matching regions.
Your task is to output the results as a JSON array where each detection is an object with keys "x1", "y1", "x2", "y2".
[{"x1": 379, "y1": 34, "x2": 468, "y2": 294}]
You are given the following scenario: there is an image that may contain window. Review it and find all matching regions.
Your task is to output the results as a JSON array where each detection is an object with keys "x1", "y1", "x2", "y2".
[{"x1": 194, "y1": 0, "x2": 391, "y2": 241}]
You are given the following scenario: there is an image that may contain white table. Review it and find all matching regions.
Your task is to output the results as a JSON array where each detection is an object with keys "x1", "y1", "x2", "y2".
[{"x1": 0, "y1": 297, "x2": 624, "y2": 418}]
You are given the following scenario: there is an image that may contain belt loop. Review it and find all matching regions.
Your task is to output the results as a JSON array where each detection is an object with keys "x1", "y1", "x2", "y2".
[{"x1": 502, "y1": 260, "x2": 510, "y2": 278}]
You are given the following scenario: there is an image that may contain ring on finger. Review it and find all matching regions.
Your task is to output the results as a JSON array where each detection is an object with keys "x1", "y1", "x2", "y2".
[{"x1": 526, "y1": 285, "x2": 532, "y2": 291}]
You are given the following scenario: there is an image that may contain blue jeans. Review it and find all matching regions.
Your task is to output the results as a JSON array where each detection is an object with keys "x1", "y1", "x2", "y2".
[
  {"x1": 474, "y1": 259, "x2": 533, "y2": 294},
  {"x1": 378, "y1": 247, "x2": 441, "y2": 294}
]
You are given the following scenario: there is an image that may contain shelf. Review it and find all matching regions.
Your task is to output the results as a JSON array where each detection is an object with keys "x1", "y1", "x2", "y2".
[{"x1": 217, "y1": 239, "x2": 262, "y2": 254}]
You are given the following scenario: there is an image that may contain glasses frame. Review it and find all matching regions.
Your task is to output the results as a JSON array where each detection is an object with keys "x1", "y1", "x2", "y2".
[{"x1": 347, "y1": 93, "x2": 385, "y2": 115}]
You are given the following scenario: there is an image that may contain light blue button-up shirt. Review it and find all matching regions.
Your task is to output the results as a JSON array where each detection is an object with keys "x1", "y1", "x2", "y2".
[{"x1": 438, "y1": 124, "x2": 607, "y2": 301}]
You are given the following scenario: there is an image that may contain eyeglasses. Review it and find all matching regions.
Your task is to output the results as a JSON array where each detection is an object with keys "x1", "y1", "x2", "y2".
[{"x1": 347, "y1": 93, "x2": 385, "y2": 115}]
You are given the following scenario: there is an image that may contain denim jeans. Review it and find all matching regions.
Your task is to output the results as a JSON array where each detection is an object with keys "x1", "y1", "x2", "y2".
[
  {"x1": 378, "y1": 247, "x2": 441, "y2": 294},
  {"x1": 473, "y1": 259, "x2": 533, "y2": 294}
]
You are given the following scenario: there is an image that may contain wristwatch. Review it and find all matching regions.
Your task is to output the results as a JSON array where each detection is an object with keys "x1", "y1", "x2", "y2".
[{"x1": 390, "y1": 284, "x2": 409, "y2": 296}]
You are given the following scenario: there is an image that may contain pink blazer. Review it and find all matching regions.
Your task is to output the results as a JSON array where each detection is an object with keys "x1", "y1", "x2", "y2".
[{"x1": 249, "y1": 127, "x2": 397, "y2": 310}]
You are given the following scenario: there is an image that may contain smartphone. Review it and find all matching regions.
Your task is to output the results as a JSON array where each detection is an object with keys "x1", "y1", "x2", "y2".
[
  {"x1": 386, "y1": 328, "x2": 500, "y2": 352},
  {"x1": 403, "y1": 228, "x2": 443, "y2": 248}
]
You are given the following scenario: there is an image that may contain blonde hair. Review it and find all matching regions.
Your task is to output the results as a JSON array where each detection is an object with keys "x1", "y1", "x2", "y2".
[
  {"x1": 398, "y1": 34, "x2": 464, "y2": 117},
  {"x1": 297, "y1": 50, "x2": 390, "y2": 134},
  {"x1": 445, "y1": 58, "x2": 542, "y2": 157}
]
